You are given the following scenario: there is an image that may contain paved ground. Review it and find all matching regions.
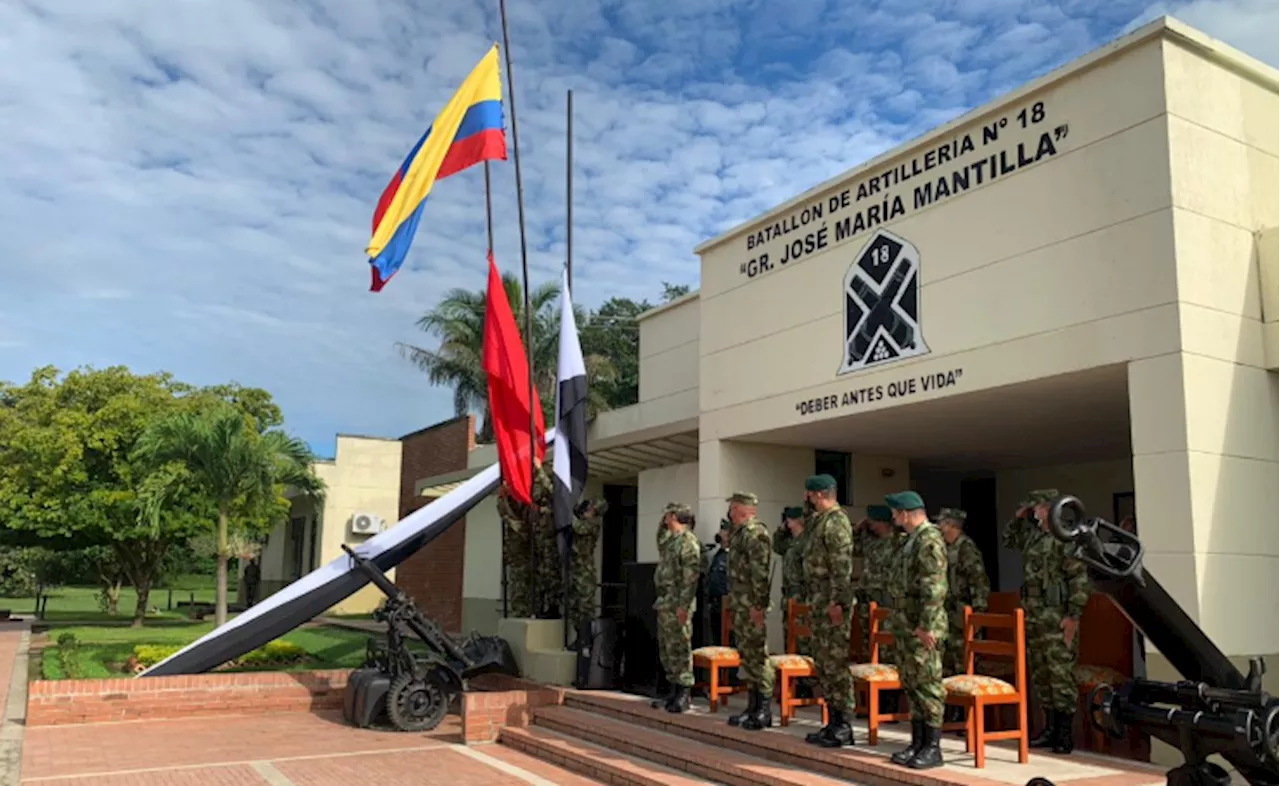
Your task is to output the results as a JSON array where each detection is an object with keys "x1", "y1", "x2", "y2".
[{"x1": 0, "y1": 626, "x2": 599, "y2": 786}]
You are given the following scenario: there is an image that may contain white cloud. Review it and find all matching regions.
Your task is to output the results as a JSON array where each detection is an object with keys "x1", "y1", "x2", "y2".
[{"x1": 0, "y1": 0, "x2": 1272, "y2": 451}]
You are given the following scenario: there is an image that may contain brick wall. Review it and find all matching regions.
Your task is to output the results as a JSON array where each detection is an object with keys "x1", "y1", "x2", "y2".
[
  {"x1": 27, "y1": 669, "x2": 351, "y2": 726},
  {"x1": 395, "y1": 415, "x2": 476, "y2": 633},
  {"x1": 461, "y1": 674, "x2": 564, "y2": 744}
]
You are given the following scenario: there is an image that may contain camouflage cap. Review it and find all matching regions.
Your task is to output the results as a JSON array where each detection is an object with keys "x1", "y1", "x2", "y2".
[
  {"x1": 726, "y1": 491, "x2": 758, "y2": 506},
  {"x1": 591, "y1": 498, "x2": 610, "y2": 516},
  {"x1": 1024, "y1": 489, "x2": 1059, "y2": 505},
  {"x1": 865, "y1": 504, "x2": 893, "y2": 523},
  {"x1": 804, "y1": 474, "x2": 837, "y2": 492},
  {"x1": 664, "y1": 502, "x2": 693, "y2": 518},
  {"x1": 938, "y1": 507, "x2": 967, "y2": 523},
  {"x1": 782, "y1": 506, "x2": 804, "y2": 520},
  {"x1": 885, "y1": 490, "x2": 926, "y2": 511}
]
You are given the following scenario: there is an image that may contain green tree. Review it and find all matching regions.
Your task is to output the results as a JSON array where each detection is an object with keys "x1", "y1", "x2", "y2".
[
  {"x1": 133, "y1": 404, "x2": 325, "y2": 628},
  {"x1": 399, "y1": 271, "x2": 614, "y2": 441},
  {"x1": 0, "y1": 366, "x2": 216, "y2": 626},
  {"x1": 577, "y1": 282, "x2": 691, "y2": 410}
]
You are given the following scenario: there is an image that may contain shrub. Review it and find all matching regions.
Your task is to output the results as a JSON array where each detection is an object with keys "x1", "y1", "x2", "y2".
[
  {"x1": 236, "y1": 640, "x2": 306, "y2": 667},
  {"x1": 132, "y1": 644, "x2": 183, "y2": 668},
  {"x1": 56, "y1": 633, "x2": 84, "y2": 679}
]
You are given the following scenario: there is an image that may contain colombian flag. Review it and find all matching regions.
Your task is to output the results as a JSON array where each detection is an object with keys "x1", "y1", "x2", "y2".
[{"x1": 367, "y1": 45, "x2": 508, "y2": 292}]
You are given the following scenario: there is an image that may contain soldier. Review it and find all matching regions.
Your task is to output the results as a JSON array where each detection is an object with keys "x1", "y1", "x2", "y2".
[
  {"x1": 725, "y1": 492, "x2": 774, "y2": 731},
  {"x1": 567, "y1": 497, "x2": 609, "y2": 645},
  {"x1": 799, "y1": 474, "x2": 857, "y2": 748},
  {"x1": 1002, "y1": 489, "x2": 1090, "y2": 754},
  {"x1": 652, "y1": 503, "x2": 701, "y2": 713},
  {"x1": 938, "y1": 508, "x2": 991, "y2": 726},
  {"x1": 496, "y1": 484, "x2": 534, "y2": 618},
  {"x1": 531, "y1": 463, "x2": 559, "y2": 617},
  {"x1": 855, "y1": 505, "x2": 905, "y2": 661},
  {"x1": 773, "y1": 506, "x2": 811, "y2": 656},
  {"x1": 884, "y1": 490, "x2": 948, "y2": 770}
]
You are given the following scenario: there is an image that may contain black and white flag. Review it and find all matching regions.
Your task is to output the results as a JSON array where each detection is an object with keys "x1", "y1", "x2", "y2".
[{"x1": 553, "y1": 265, "x2": 589, "y2": 581}]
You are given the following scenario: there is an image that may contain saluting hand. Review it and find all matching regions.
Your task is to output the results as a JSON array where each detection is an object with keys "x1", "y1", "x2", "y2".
[
  {"x1": 1061, "y1": 616, "x2": 1078, "y2": 645},
  {"x1": 827, "y1": 603, "x2": 843, "y2": 626},
  {"x1": 676, "y1": 607, "x2": 687, "y2": 626},
  {"x1": 915, "y1": 628, "x2": 937, "y2": 650}
]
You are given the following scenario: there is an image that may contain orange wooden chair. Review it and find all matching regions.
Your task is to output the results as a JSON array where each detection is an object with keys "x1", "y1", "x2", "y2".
[
  {"x1": 942, "y1": 606, "x2": 1030, "y2": 768},
  {"x1": 849, "y1": 603, "x2": 909, "y2": 745},
  {"x1": 1075, "y1": 593, "x2": 1132, "y2": 754},
  {"x1": 770, "y1": 598, "x2": 826, "y2": 727},
  {"x1": 692, "y1": 605, "x2": 742, "y2": 712}
]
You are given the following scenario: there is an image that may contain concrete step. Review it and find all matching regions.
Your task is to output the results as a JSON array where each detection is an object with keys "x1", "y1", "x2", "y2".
[
  {"x1": 500, "y1": 724, "x2": 718, "y2": 786},
  {"x1": 524, "y1": 647, "x2": 577, "y2": 686},
  {"x1": 534, "y1": 705, "x2": 853, "y2": 786}
]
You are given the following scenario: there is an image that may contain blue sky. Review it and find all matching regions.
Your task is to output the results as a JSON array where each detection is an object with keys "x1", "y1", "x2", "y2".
[{"x1": 0, "y1": 0, "x2": 1275, "y2": 457}]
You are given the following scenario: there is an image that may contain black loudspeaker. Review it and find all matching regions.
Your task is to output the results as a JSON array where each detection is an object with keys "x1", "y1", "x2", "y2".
[
  {"x1": 343, "y1": 667, "x2": 391, "y2": 729},
  {"x1": 574, "y1": 617, "x2": 619, "y2": 690}
]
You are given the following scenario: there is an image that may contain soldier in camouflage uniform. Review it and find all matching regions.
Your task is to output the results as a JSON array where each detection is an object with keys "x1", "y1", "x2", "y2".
[
  {"x1": 531, "y1": 463, "x2": 560, "y2": 617},
  {"x1": 854, "y1": 505, "x2": 905, "y2": 662},
  {"x1": 652, "y1": 503, "x2": 701, "y2": 713},
  {"x1": 884, "y1": 490, "x2": 948, "y2": 770},
  {"x1": 496, "y1": 484, "x2": 534, "y2": 618},
  {"x1": 725, "y1": 491, "x2": 774, "y2": 731},
  {"x1": 1002, "y1": 489, "x2": 1090, "y2": 754},
  {"x1": 567, "y1": 498, "x2": 609, "y2": 645},
  {"x1": 799, "y1": 474, "x2": 857, "y2": 748},
  {"x1": 773, "y1": 506, "x2": 811, "y2": 656},
  {"x1": 938, "y1": 508, "x2": 991, "y2": 676}
]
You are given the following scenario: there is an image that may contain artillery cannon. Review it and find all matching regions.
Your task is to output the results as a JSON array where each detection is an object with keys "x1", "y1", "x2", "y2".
[
  {"x1": 340, "y1": 544, "x2": 518, "y2": 732},
  {"x1": 1026, "y1": 497, "x2": 1278, "y2": 786}
]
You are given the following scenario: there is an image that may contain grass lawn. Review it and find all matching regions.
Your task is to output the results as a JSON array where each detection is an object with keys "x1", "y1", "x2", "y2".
[
  {"x1": 1, "y1": 575, "x2": 238, "y2": 624},
  {"x1": 40, "y1": 622, "x2": 375, "y2": 680}
]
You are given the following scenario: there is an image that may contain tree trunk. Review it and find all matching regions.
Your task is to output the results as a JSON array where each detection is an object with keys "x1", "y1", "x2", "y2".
[
  {"x1": 131, "y1": 578, "x2": 150, "y2": 628},
  {"x1": 215, "y1": 505, "x2": 229, "y2": 628}
]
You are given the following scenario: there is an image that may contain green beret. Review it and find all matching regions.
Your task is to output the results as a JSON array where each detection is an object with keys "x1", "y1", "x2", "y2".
[
  {"x1": 804, "y1": 474, "x2": 837, "y2": 492},
  {"x1": 782, "y1": 506, "x2": 804, "y2": 520},
  {"x1": 938, "y1": 507, "x2": 966, "y2": 523},
  {"x1": 726, "y1": 491, "x2": 758, "y2": 505},
  {"x1": 1025, "y1": 489, "x2": 1059, "y2": 505},
  {"x1": 885, "y1": 490, "x2": 925, "y2": 511},
  {"x1": 865, "y1": 504, "x2": 892, "y2": 523}
]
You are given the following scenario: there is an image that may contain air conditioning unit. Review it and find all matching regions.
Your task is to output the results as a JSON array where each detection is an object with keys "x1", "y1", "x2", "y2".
[{"x1": 349, "y1": 512, "x2": 385, "y2": 536}]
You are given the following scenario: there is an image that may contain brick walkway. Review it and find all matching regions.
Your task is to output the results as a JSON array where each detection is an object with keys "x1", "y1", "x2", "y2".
[{"x1": 0, "y1": 626, "x2": 597, "y2": 786}]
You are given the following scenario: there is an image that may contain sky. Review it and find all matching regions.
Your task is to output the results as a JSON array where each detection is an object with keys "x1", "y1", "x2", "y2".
[{"x1": 0, "y1": 0, "x2": 1275, "y2": 457}]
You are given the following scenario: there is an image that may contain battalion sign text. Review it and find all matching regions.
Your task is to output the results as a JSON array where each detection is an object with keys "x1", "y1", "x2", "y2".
[
  {"x1": 794, "y1": 368, "x2": 964, "y2": 418},
  {"x1": 740, "y1": 100, "x2": 1069, "y2": 279}
]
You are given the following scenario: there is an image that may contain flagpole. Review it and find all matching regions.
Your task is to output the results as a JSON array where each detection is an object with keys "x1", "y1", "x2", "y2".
[
  {"x1": 566, "y1": 90, "x2": 573, "y2": 289},
  {"x1": 485, "y1": 162, "x2": 509, "y2": 621},
  {"x1": 496, "y1": 2, "x2": 540, "y2": 618}
]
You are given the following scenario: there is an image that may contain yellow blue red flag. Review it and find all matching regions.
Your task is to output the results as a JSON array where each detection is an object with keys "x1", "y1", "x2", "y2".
[{"x1": 367, "y1": 45, "x2": 507, "y2": 292}]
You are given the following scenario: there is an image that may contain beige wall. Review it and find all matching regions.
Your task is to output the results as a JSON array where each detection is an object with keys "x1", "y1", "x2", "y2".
[
  {"x1": 850, "y1": 455, "x2": 912, "y2": 509},
  {"x1": 636, "y1": 461, "x2": 700, "y2": 563},
  {"x1": 638, "y1": 293, "x2": 700, "y2": 406},
  {"x1": 1257, "y1": 227, "x2": 1278, "y2": 370}
]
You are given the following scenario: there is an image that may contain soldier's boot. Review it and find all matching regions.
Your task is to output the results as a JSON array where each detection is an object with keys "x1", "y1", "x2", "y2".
[
  {"x1": 651, "y1": 685, "x2": 676, "y2": 710},
  {"x1": 742, "y1": 690, "x2": 772, "y2": 731},
  {"x1": 804, "y1": 713, "x2": 832, "y2": 744},
  {"x1": 666, "y1": 686, "x2": 691, "y2": 714},
  {"x1": 906, "y1": 726, "x2": 944, "y2": 770},
  {"x1": 1030, "y1": 710, "x2": 1058, "y2": 748},
  {"x1": 817, "y1": 709, "x2": 854, "y2": 748},
  {"x1": 890, "y1": 719, "x2": 924, "y2": 765},
  {"x1": 1051, "y1": 709, "x2": 1076, "y2": 754},
  {"x1": 729, "y1": 689, "x2": 760, "y2": 727}
]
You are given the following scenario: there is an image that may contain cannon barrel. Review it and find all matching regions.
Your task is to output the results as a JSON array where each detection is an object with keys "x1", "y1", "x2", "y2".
[{"x1": 1046, "y1": 497, "x2": 1278, "y2": 786}]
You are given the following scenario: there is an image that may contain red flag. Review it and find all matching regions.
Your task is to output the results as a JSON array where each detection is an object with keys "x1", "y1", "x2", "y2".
[{"x1": 482, "y1": 251, "x2": 546, "y2": 504}]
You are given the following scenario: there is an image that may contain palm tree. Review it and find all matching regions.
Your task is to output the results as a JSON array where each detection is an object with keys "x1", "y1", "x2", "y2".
[
  {"x1": 134, "y1": 405, "x2": 325, "y2": 627},
  {"x1": 399, "y1": 271, "x2": 615, "y2": 442}
]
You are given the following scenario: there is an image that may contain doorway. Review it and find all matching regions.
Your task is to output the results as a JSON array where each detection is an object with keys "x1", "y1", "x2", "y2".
[
  {"x1": 959, "y1": 478, "x2": 1000, "y2": 588},
  {"x1": 600, "y1": 483, "x2": 638, "y2": 620},
  {"x1": 815, "y1": 450, "x2": 852, "y2": 504}
]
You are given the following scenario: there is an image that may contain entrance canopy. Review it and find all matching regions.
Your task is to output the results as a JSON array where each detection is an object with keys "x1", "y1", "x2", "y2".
[{"x1": 749, "y1": 365, "x2": 1131, "y2": 471}]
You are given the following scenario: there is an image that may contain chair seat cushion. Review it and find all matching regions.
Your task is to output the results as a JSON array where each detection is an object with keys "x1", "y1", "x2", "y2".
[
  {"x1": 692, "y1": 646, "x2": 739, "y2": 661},
  {"x1": 1075, "y1": 664, "x2": 1125, "y2": 687},
  {"x1": 769, "y1": 654, "x2": 814, "y2": 670},
  {"x1": 849, "y1": 663, "x2": 899, "y2": 681},
  {"x1": 944, "y1": 674, "x2": 1017, "y2": 697}
]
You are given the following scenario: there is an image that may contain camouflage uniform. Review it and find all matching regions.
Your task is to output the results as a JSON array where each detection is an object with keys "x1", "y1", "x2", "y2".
[
  {"x1": 654, "y1": 504, "x2": 701, "y2": 695},
  {"x1": 940, "y1": 509, "x2": 991, "y2": 676},
  {"x1": 497, "y1": 490, "x2": 534, "y2": 618},
  {"x1": 885, "y1": 490, "x2": 948, "y2": 770},
  {"x1": 567, "y1": 499, "x2": 607, "y2": 641},
  {"x1": 726, "y1": 494, "x2": 774, "y2": 705},
  {"x1": 1002, "y1": 489, "x2": 1090, "y2": 752},
  {"x1": 772, "y1": 506, "x2": 811, "y2": 655},
  {"x1": 855, "y1": 508, "x2": 905, "y2": 663},
  {"x1": 801, "y1": 486, "x2": 857, "y2": 729},
  {"x1": 531, "y1": 466, "x2": 560, "y2": 616}
]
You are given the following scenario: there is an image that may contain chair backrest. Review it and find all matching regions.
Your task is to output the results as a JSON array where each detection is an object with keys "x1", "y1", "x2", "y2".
[
  {"x1": 962, "y1": 606, "x2": 1027, "y2": 693},
  {"x1": 1078, "y1": 592, "x2": 1134, "y2": 677},
  {"x1": 720, "y1": 604, "x2": 734, "y2": 646},
  {"x1": 867, "y1": 602, "x2": 894, "y2": 663},
  {"x1": 786, "y1": 598, "x2": 811, "y2": 652}
]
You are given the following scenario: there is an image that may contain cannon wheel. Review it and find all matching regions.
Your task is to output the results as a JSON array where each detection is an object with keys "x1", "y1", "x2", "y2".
[
  {"x1": 1026, "y1": 778, "x2": 1057, "y2": 786},
  {"x1": 387, "y1": 670, "x2": 450, "y2": 732}
]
